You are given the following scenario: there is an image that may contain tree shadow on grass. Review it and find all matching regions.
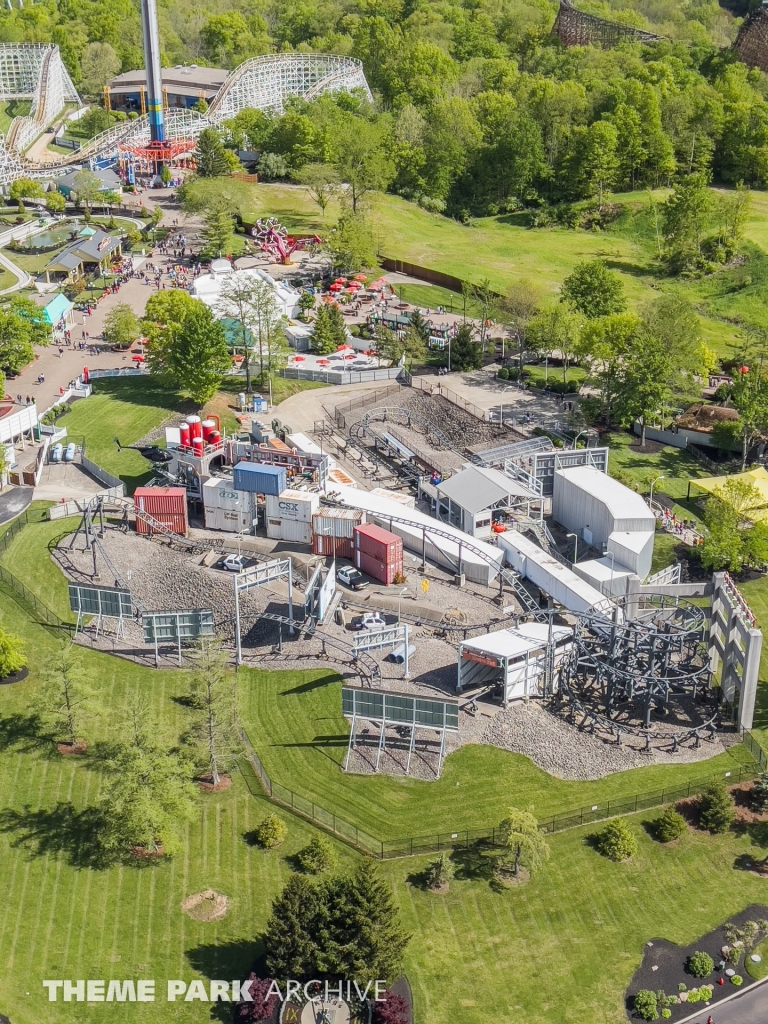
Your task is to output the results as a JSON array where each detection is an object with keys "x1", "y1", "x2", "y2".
[
  {"x1": 0, "y1": 712, "x2": 52, "y2": 754},
  {"x1": 0, "y1": 803, "x2": 115, "y2": 869},
  {"x1": 449, "y1": 843, "x2": 501, "y2": 889},
  {"x1": 186, "y1": 940, "x2": 263, "y2": 1021},
  {"x1": 280, "y1": 673, "x2": 338, "y2": 696}
]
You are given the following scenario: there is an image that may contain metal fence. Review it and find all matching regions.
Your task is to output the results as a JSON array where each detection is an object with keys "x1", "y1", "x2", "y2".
[
  {"x1": 238, "y1": 722, "x2": 764, "y2": 860},
  {"x1": 0, "y1": 508, "x2": 74, "y2": 635},
  {"x1": 326, "y1": 382, "x2": 402, "y2": 429},
  {"x1": 279, "y1": 367, "x2": 402, "y2": 385}
]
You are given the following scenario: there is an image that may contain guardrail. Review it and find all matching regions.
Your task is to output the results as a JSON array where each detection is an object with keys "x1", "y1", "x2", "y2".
[{"x1": 279, "y1": 367, "x2": 401, "y2": 385}]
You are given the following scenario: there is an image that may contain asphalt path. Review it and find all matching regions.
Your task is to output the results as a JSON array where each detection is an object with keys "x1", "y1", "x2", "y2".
[
  {"x1": 685, "y1": 981, "x2": 768, "y2": 1024},
  {"x1": 0, "y1": 485, "x2": 32, "y2": 525}
]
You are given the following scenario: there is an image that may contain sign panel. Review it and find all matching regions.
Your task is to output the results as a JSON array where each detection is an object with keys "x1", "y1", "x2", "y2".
[
  {"x1": 68, "y1": 583, "x2": 132, "y2": 618},
  {"x1": 341, "y1": 686, "x2": 459, "y2": 731},
  {"x1": 142, "y1": 609, "x2": 215, "y2": 643}
]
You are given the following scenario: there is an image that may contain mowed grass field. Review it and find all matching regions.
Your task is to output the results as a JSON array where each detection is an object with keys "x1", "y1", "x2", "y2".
[{"x1": 1, "y1": 515, "x2": 768, "y2": 1023}]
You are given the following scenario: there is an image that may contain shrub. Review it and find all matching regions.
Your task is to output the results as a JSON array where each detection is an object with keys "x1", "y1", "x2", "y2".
[
  {"x1": 255, "y1": 814, "x2": 287, "y2": 849},
  {"x1": 731, "y1": 975, "x2": 743, "y2": 986},
  {"x1": 688, "y1": 951, "x2": 714, "y2": 978},
  {"x1": 0, "y1": 625, "x2": 26, "y2": 677},
  {"x1": 677, "y1": 983, "x2": 687, "y2": 992},
  {"x1": 654, "y1": 807, "x2": 687, "y2": 843},
  {"x1": 686, "y1": 988, "x2": 700, "y2": 1003},
  {"x1": 295, "y1": 835, "x2": 337, "y2": 874},
  {"x1": 424, "y1": 852, "x2": 454, "y2": 891},
  {"x1": 497, "y1": 367, "x2": 510, "y2": 380},
  {"x1": 752, "y1": 772, "x2": 768, "y2": 812},
  {"x1": 595, "y1": 818, "x2": 637, "y2": 861},
  {"x1": 633, "y1": 990, "x2": 658, "y2": 1021},
  {"x1": 372, "y1": 991, "x2": 409, "y2": 1024},
  {"x1": 699, "y1": 780, "x2": 735, "y2": 834},
  {"x1": 661, "y1": 1010, "x2": 671, "y2": 1019}
]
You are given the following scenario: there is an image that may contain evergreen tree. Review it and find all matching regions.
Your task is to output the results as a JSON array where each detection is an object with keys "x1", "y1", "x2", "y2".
[
  {"x1": 699, "y1": 781, "x2": 735, "y2": 834},
  {"x1": 312, "y1": 304, "x2": 338, "y2": 355},
  {"x1": 342, "y1": 860, "x2": 411, "y2": 980},
  {"x1": 263, "y1": 874, "x2": 324, "y2": 978},
  {"x1": 327, "y1": 303, "x2": 348, "y2": 348},
  {"x1": 752, "y1": 771, "x2": 768, "y2": 813},
  {"x1": 201, "y1": 203, "x2": 235, "y2": 257},
  {"x1": 195, "y1": 128, "x2": 231, "y2": 178},
  {"x1": 100, "y1": 744, "x2": 198, "y2": 857},
  {"x1": 450, "y1": 323, "x2": 482, "y2": 371},
  {"x1": 595, "y1": 818, "x2": 637, "y2": 861},
  {"x1": 42, "y1": 647, "x2": 90, "y2": 747},
  {"x1": 498, "y1": 807, "x2": 550, "y2": 876}
]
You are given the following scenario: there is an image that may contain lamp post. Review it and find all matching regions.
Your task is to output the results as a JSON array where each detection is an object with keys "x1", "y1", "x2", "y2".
[
  {"x1": 567, "y1": 532, "x2": 578, "y2": 563},
  {"x1": 573, "y1": 429, "x2": 587, "y2": 448},
  {"x1": 397, "y1": 585, "x2": 408, "y2": 623},
  {"x1": 649, "y1": 475, "x2": 665, "y2": 505}
]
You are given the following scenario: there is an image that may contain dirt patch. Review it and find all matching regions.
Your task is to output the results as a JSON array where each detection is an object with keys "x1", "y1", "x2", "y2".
[
  {"x1": 493, "y1": 866, "x2": 530, "y2": 887},
  {"x1": 56, "y1": 740, "x2": 87, "y2": 755},
  {"x1": 180, "y1": 889, "x2": 229, "y2": 922},
  {"x1": 130, "y1": 845, "x2": 165, "y2": 859},
  {"x1": 732, "y1": 781, "x2": 768, "y2": 825},
  {"x1": 0, "y1": 666, "x2": 29, "y2": 685},
  {"x1": 198, "y1": 773, "x2": 232, "y2": 793},
  {"x1": 427, "y1": 881, "x2": 450, "y2": 895}
]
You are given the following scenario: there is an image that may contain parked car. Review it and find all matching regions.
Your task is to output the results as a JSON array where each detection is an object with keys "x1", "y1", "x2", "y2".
[
  {"x1": 352, "y1": 612, "x2": 387, "y2": 631},
  {"x1": 337, "y1": 566, "x2": 368, "y2": 590},
  {"x1": 220, "y1": 554, "x2": 246, "y2": 572},
  {"x1": 50, "y1": 443, "x2": 62, "y2": 463},
  {"x1": 64, "y1": 442, "x2": 76, "y2": 462}
]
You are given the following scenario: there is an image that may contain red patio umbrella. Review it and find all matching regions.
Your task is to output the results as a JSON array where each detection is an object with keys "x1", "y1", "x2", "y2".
[
  {"x1": 292, "y1": 354, "x2": 305, "y2": 362},
  {"x1": 344, "y1": 353, "x2": 356, "y2": 360},
  {"x1": 353, "y1": 273, "x2": 367, "y2": 281},
  {"x1": 317, "y1": 358, "x2": 330, "y2": 366},
  {"x1": 329, "y1": 283, "x2": 343, "y2": 291},
  {"x1": 131, "y1": 353, "x2": 145, "y2": 362}
]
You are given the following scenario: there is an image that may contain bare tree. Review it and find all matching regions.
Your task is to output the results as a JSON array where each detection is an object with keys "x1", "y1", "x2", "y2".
[
  {"x1": 185, "y1": 639, "x2": 240, "y2": 787},
  {"x1": 42, "y1": 646, "x2": 90, "y2": 747}
]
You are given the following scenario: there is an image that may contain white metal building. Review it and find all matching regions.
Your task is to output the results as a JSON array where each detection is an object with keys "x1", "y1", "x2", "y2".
[
  {"x1": 457, "y1": 622, "x2": 574, "y2": 704},
  {"x1": 552, "y1": 465, "x2": 655, "y2": 579},
  {"x1": 191, "y1": 262, "x2": 302, "y2": 319},
  {"x1": 436, "y1": 465, "x2": 540, "y2": 538}
]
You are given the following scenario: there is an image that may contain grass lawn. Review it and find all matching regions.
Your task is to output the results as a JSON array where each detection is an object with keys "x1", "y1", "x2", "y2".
[
  {"x1": 523, "y1": 361, "x2": 587, "y2": 386},
  {"x1": 606, "y1": 431, "x2": 709, "y2": 501},
  {"x1": 0, "y1": 99, "x2": 31, "y2": 133},
  {"x1": 61, "y1": 377, "x2": 190, "y2": 492}
]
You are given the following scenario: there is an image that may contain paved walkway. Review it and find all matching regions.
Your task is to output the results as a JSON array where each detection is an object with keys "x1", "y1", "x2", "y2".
[{"x1": 683, "y1": 981, "x2": 768, "y2": 1024}]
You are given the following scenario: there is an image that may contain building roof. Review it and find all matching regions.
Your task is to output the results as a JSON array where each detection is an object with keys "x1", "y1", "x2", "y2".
[
  {"x1": 555, "y1": 465, "x2": 653, "y2": 523},
  {"x1": 57, "y1": 167, "x2": 121, "y2": 191},
  {"x1": 690, "y1": 467, "x2": 768, "y2": 520},
  {"x1": 46, "y1": 251, "x2": 83, "y2": 272},
  {"x1": 43, "y1": 292, "x2": 74, "y2": 324},
  {"x1": 437, "y1": 464, "x2": 537, "y2": 514},
  {"x1": 108, "y1": 65, "x2": 228, "y2": 95},
  {"x1": 462, "y1": 622, "x2": 572, "y2": 661}
]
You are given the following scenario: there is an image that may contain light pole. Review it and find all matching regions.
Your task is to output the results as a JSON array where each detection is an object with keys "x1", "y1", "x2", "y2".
[
  {"x1": 397, "y1": 585, "x2": 408, "y2": 623},
  {"x1": 573, "y1": 429, "x2": 587, "y2": 448},
  {"x1": 649, "y1": 475, "x2": 665, "y2": 505},
  {"x1": 567, "y1": 532, "x2": 578, "y2": 563}
]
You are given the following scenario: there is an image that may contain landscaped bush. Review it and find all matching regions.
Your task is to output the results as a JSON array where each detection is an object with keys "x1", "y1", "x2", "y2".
[
  {"x1": 661, "y1": 1010, "x2": 671, "y2": 1019},
  {"x1": 633, "y1": 990, "x2": 658, "y2": 1020},
  {"x1": 731, "y1": 975, "x2": 743, "y2": 986},
  {"x1": 254, "y1": 814, "x2": 287, "y2": 849},
  {"x1": 654, "y1": 807, "x2": 687, "y2": 843},
  {"x1": 699, "y1": 781, "x2": 735, "y2": 833},
  {"x1": 752, "y1": 772, "x2": 768, "y2": 812},
  {"x1": 594, "y1": 818, "x2": 637, "y2": 861},
  {"x1": 295, "y1": 835, "x2": 337, "y2": 874},
  {"x1": 497, "y1": 367, "x2": 510, "y2": 380},
  {"x1": 0, "y1": 625, "x2": 26, "y2": 677},
  {"x1": 688, "y1": 951, "x2": 714, "y2": 978}
]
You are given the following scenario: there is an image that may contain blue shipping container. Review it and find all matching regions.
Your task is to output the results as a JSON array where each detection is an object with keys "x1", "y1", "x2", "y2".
[{"x1": 233, "y1": 461, "x2": 287, "y2": 496}]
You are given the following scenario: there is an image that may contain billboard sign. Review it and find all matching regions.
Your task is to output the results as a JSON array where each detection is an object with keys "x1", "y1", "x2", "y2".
[{"x1": 68, "y1": 583, "x2": 132, "y2": 618}]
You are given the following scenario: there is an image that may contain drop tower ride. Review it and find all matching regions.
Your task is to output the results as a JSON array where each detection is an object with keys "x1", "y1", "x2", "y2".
[{"x1": 140, "y1": 0, "x2": 165, "y2": 145}]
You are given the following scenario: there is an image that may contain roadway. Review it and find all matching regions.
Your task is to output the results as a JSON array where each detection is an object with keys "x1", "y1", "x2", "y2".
[{"x1": 684, "y1": 981, "x2": 768, "y2": 1024}]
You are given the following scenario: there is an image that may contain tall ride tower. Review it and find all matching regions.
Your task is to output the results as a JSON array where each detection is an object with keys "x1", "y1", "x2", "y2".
[{"x1": 140, "y1": 0, "x2": 165, "y2": 143}]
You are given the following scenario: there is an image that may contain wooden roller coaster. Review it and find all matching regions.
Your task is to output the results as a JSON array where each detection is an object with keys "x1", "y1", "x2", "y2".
[
  {"x1": 734, "y1": 5, "x2": 768, "y2": 76},
  {"x1": 552, "y1": 0, "x2": 664, "y2": 48}
]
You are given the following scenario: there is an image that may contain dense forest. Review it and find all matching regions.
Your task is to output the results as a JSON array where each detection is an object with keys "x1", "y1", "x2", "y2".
[{"x1": 5, "y1": 0, "x2": 768, "y2": 216}]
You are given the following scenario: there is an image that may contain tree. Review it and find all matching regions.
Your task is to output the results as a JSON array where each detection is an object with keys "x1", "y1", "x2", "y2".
[
  {"x1": 72, "y1": 170, "x2": 103, "y2": 212},
  {"x1": 424, "y1": 852, "x2": 454, "y2": 891},
  {"x1": 526, "y1": 304, "x2": 581, "y2": 382},
  {"x1": 700, "y1": 478, "x2": 767, "y2": 571},
  {"x1": 295, "y1": 835, "x2": 338, "y2": 874},
  {"x1": 731, "y1": 364, "x2": 768, "y2": 469},
  {"x1": 340, "y1": 860, "x2": 410, "y2": 980},
  {"x1": 561, "y1": 260, "x2": 626, "y2": 320},
  {"x1": 324, "y1": 213, "x2": 377, "y2": 274},
  {"x1": 215, "y1": 273, "x2": 263, "y2": 392},
  {"x1": 573, "y1": 120, "x2": 620, "y2": 208},
  {"x1": 45, "y1": 191, "x2": 66, "y2": 215},
  {"x1": 501, "y1": 279, "x2": 544, "y2": 374},
  {"x1": 254, "y1": 814, "x2": 288, "y2": 848},
  {"x1": 698, "y1": 781, "x2": 735, "y2": 834},
  {"x1": 194, "y1": 128, "x2": 231, "y2": 178},
  {"x1": 143, "y1": 291, "x2": 231, "y2": 406},
  {"x1": 372, "y1": 991, "x2": 410, "y2": 1024},
  {"x1": 654, "y1": 807, "x2": 687, "y2": 843},
  {"x1": 102, "y1": 303, "x2": 141, "y2": 349},
  {"x1": 333, "y1": 117, "x2": 394, "y2": 212},
  {"x1": 79, "y1": 41, "x2": 121, "y2": 100},
  {"x1": 293, "y1": 162, "x2": 339, "y2": 217},
  {"x1": 263, "y1": 873, "x2": 324, "y2": 978},
  {"x1": 752, "y1": 771, "x2": 768, "y2": 813},
  {"x1": 0, "y1": 307, "x2": 36, "y2": 375},
  {"x1": 497, "y1": 807, "x2": 550, "y2": 877},
  {"x1": 9, "y1": 177, "x2": 44, "y2": 202},
  {"x1": 201, "y1": 203, "x2": 234, "y2": 257},
  {"x1": 185, "y1": 639, "x2": 239, "y2": 787},
  {"x1": 312, "y1": 303, "x2": 345, "y2": 355},
  {"x1": 594, "y1": 818, "x2": 637, "y2": 861},
  {"x1": 42, "y1": 647, "x2": 89, "y2": 747},
  {"x1": 373, "y1": 321, "x2": 425, "y2": 368},
  {"x1": 662, "y1": 173, "x2": 712, "y2": 271},
  {"x1": 216, "y1": 276, "x2": 289, "y2": 396},
  {"x1": 298, "y1": 291, "x2": 315, "y2": 321},
  {"x1": 258, "y1": 152, "x2": 289, "y2": 181},
  {"x1": 0, "y1": 624, "x2": 26, "y2": 678},
  {"x1": 77, "y1": 106, "x2": 113, "y2": 139},
  {"x1": 100, "y1": 743, "x2": 198, "y2": 857},
  {"x1": 237, "y1": 975, "x2": 280, "y2": 1021},
  {"x1": 450, "y1": 322, "x2": 482, "y2": 371},
  {"x1": 576, "y1": 313, "x2": 639, "y2": 427}
]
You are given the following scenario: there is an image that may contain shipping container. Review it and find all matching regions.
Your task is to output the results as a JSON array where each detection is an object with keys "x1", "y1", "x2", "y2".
[
  {"x1": 355, "y1": 547, "x2": 403, "y2": 585},
  {"x1": 233, "y1": 461, "x2": 287, "y2": 496},
  {"x1": 370, "y1": 487, "x2": 416, "y2": 509},
  {"x1": 266, "y1": 517, "x2": 312, "y2": 545},
  {"x1": 134, "y1": 486, "x2": 188, "y2": 536},
  {"x1": 202, "y1": 478, "x2": 258, "y2": 532},
  {"x1": 204, "y1": 506, "x2": 251, "y2": 533},
  {"x1": 265, "y1": 489, "x2": 319, "y2": 524},
  {"x1": 312, "y1": 507, "x2": 363, "y2": 538},
  {"x1": 312, "y1": 533, "x2": 354, "y2": 560},
  {"x1": 354, "y1": 523, "x2": 402, "y2": 561}
]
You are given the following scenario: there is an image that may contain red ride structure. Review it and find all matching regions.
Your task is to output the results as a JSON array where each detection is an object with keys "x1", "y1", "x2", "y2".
[{"x1": 251, "y1": 217, "x2": 321, "y2": 264}]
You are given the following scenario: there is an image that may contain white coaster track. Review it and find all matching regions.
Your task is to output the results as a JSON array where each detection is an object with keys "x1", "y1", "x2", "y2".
[{"x1": 0, "y1": 43, "x2": 79, "y2": 157}]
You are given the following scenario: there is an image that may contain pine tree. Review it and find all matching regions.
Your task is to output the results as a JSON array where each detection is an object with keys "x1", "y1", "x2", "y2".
[
  {"x1": 498, "y1": 807, "x2": 550, "y2": 876},
  {"x1": 311, "y1": 304, "x2": 337, "y2": 355},
  {"x1": 450, "y1": 323, "x2": 483, "y2": 371},
  {"x1": 752, "y1": 771, "x2": 768, "y2": 813},
  {"x1": 327, "y1": 303, "x2": 348, "y2": 349},
  {"x1": 342, "y1": 860, "x2": 411, "y2": 980},
  {"x1": 263, "y1": 874, "x2": 324, "y2": 978},
  {"x1": 699, "y1": 780, "x2": 736, "y2": 834},
  {"x1": 42, "y1": 647, "x2": 90, "y2": 747},
  {"x1": 195, "y1": 127, "x2": 230, "y2": 178},
  {"x1": 201, "y1": 204, "x2": 234, "y2": 257}
]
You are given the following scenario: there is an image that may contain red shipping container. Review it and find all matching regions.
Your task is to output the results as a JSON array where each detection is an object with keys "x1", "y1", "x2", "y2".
[
  {"x1": 312, "y1": 533, "x2": 354, "y2": 560},
  {"x1": 354, "y1": 523, "x2": 402, "y2": 562},
  {"x1": 355, "y1": 548, "x2": 403, "y2": 585},
  {"x1": 134, "y1": 486, "x2": 188, "y2": 536}
]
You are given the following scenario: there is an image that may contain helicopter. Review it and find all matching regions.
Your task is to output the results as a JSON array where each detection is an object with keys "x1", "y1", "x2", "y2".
[{"x1": 113, "y1": 438, "x2": 173, "y2": 464}]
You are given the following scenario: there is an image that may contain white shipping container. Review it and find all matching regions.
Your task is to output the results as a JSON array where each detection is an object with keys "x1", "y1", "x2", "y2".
[
  {"x1": 203, "y1": 478, "x2": 258, "y2": 513},
  {"x1": 266, "y1": 517, "x2": 312, "y2": 545},
  {"x1": 204, "y1": 506, "x2": 252, "y2": 532},
  {"x1": 266, "y1": 489, "x2": 319, "y2": 523},
  {"x1": 312, "y1": 508, "x2": 363, "y2": 538}
]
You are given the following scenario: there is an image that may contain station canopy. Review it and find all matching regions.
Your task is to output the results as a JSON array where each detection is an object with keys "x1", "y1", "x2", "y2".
[{"x1": 689, "y1": 467, "x2": 768, "y2": 520}]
